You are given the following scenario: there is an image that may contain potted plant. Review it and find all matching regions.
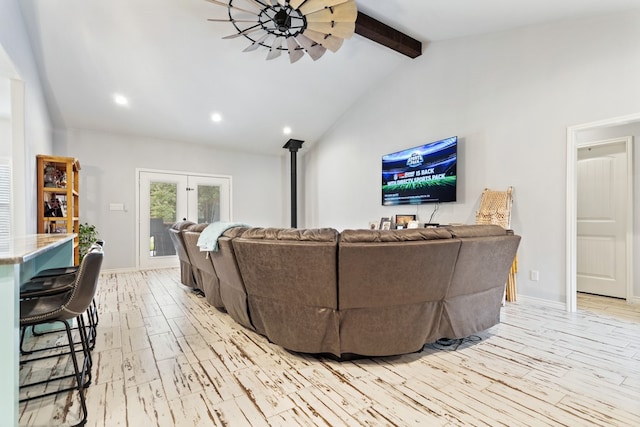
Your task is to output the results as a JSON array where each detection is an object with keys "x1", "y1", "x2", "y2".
[{"x1": 78, "y1": 222, "x2": 99, "y2": 261}]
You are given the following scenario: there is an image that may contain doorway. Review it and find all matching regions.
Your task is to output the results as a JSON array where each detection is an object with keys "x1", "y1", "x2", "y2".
[
  {"x1": 137, "y1": 169, "x2": 231, "y2": 269},
  {"x1": 566, "y1": 113, "x2": 639, "y2": 312},
  {"x1": 576, "y1": 138, "x2": 631, "y2": 299}
]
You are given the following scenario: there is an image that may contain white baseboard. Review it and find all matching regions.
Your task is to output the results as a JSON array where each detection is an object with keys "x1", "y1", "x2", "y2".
[
  {"x1": 101, "y1": 266, "x2": 177, "y2": 274},
  {"x1": 101, "y1": 267, "x2": 138, "y2": 274},
  {"x1": 512, "y1": 295, "x2": 566, "y2": 311},
  {"x1": 516, "y1": 294, "x2": 640, "y2": 310}
]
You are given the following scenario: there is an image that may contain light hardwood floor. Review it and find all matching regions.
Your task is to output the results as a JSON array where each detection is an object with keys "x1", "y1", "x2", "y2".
[{"x1": 18, "y1": 268, "x2": 640, "y2": 426}]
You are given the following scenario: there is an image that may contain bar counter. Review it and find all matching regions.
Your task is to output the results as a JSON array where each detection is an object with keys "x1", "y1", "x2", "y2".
[{"x1": 0, "y1": 233, "x2": 75, "y2": 427}]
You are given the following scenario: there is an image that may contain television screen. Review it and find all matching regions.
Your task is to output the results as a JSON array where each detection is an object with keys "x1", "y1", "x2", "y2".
[{"x1": 382, "y1": 136, "x2": 457, "y2": 205}]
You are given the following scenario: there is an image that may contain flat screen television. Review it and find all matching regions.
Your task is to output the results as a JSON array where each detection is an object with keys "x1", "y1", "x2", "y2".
[{"x1": 382, "y1": 136, "x2": 457, "y2": 206}]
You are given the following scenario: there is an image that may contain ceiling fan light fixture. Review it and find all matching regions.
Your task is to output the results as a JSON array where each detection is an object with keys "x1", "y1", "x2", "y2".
[{"x1": 205, "y1": 0, "x2": 357, "y2": 63}]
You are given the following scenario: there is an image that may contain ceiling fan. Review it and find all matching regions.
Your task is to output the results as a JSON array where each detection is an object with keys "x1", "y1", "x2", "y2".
[{"x1": 205, "y1": 0, "x2": 421, "y2": 63}]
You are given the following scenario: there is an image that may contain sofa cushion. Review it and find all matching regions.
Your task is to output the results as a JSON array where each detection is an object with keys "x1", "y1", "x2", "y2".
[
  {"x1": 234, "y1": 228, "x2": 339, "y2": 307},
  {"x1": 338, "y1": 228, "x2": 461, "y2": 355},
  {"x1": 338, "y1": 238, "x2": 460, "y2": 309},
  {"x1": 439, "y1": 233, "x2": 521, "y2": 339},
  {"x1": 183, "y1": 226, "x2": 224, "y2": 308},
  {"x1": 188, "y1": 223, "x2": 210, "y2": 233},
  {"x1": 239, "y1": 227, "x2": 338, "y2": 242},
  {"x1": 233, "y1": 227, "x2": 340, "y2": 355},
  {"x1": 444, "y1": 224, "x2": 508, "y2": 238},
  {"x1": 340, "y1": 227, "x2": 452, "y2": 243},
  {"x1": 168, "y1": 220, "x2": 196, "y2": 288},
  {"x1": 211, "y1": 227, "x2": 253, "y2": 330}
]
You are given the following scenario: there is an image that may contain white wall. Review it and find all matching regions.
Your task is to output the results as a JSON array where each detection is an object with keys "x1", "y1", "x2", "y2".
[
  {"x1": 577, "y1": 122, "x2": 640, "y2": 299},
  {"x1": 303, "y1": 11, "x2": 640, "y2": 304},
  {"x1": 0, "y1": 0, "x2": 53, "y2": 235},
  {"x1": 54, "y1": 128, "x2": 287, "y2": 270},
  {"x1": 0, "y1": 118, "x2": 9, "y2": 156}
]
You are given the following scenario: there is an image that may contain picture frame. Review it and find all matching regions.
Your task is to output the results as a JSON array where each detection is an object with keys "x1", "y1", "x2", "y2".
[
  {"x1": 368, "y1": 221, "x2": 379, "y2": 230},
  {"x1": 381, "y1": 220, "x2": 391, "y2": 230},
  {"x1": 379, "y1": 217, "x2": 390, "y2": 230},
  {"x1": 395, "y1": 214, "x2": 417, "y2": 227}
]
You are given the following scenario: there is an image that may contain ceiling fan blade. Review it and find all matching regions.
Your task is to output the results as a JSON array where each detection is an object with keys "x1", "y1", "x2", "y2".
[
  {"x1": 303, "y1": 29, "x2": 344, "y2": 52},
  {"x1": 243, "y1": 32, "x2": 270, "y2": 51},
  {"x1": 289, "y1": 0, "x2": 306, "y2": 9},
  {"x1": 299, "y1": 0, "x2": 351, "y2": 15},
  {"x1": 204, "y1": 0, "x2": 259, "y2": 16},
  {"x1": 208, "y1": 19, "x2": 258, "y2": 23},
  {"x1": 305, "y1": 2, "x2": 357, "y2": 23},
  {"x1": 305, "y1": 21, "x2": 355, "y2": 39},
  {"x1": 295, "y1": 34, "x2": 326, "y2": 61},
  {"x1": 223, "y1": 25, "x2": 262, "y2": 39},
  {"x1": 286, "y1": 37, "x2": 305, "y2": 63},
  {"x1": 245, "y1": 0, "x2": 270, "y2": 9},
  {"x1": 266, "y1": 37, "x2": 282, "y2": 60}
]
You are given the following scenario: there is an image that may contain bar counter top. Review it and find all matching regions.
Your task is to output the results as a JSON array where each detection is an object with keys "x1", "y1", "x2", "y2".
[{"x1": 0, "y1": 233, "x2": 75, "y2": 265}]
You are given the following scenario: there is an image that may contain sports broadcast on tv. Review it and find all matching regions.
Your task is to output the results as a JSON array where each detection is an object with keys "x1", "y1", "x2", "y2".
[{"x1": 382, "y1": 136, "x2": 457, "y2": 206}]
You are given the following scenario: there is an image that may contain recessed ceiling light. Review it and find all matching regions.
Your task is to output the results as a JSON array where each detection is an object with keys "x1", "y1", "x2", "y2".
[
  {"x1": 113, "y1": 94, "x2": 129, "y2": 106},
  {"x1": 283, "y1": 126, "x2": 292, "y2": 135},
  {"x1": 211, "y1": 113, "x2": 222, "y2": 123}
]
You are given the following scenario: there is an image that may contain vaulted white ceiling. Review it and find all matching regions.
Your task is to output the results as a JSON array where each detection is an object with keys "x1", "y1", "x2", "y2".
[{"x1": 18, "y1": 0, "x2": 640, "y2": 155}]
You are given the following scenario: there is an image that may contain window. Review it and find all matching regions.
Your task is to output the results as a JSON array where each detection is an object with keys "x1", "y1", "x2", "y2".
[{"x1": 0, "y1": 158, "x2": 11, "y2": 241}]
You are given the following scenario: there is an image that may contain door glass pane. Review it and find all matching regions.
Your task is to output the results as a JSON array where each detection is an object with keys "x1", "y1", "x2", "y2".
[
  {"x1": 197, "y1": 184, "x2": 220, "y2": 223},
  {"x1": 149, "y1": 181, "x2": 177, "y2": 257}
]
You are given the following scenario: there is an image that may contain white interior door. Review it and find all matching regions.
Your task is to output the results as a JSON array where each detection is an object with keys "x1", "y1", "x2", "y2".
[
  {"x1": 576, "y1": 139, "x2": 630, "y2": 298},
  {"x1": 138, "y1": 170, "x2": 231, "y2": 269}
]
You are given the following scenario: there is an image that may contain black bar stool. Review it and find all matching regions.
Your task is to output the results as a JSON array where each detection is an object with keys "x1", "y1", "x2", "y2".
[{"x1": 19, "y1": 245, "x2": 104, "y2": 427}]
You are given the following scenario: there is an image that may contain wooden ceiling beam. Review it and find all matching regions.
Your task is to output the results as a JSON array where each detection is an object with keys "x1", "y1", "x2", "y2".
[{"x1": 354, "y1": 12, "x2": 422, "y2": 59}]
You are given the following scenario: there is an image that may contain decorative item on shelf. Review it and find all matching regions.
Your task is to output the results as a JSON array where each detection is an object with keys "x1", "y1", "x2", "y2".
[
  {"x1": 44, "y1": 197, "x2": 64, "y2": 217},
  {"x1": 43, "y1": 164, "x2": 61, "y2": 187},
  {"x1": 395, "y1": 214, "x2": 417, "y2": 229},
  {"x1": 368, "y1": 221, "x2": 378, "y2": 230},
  {"x1": 205, "y1": 0, "x2": 357, "y2": 63},
  {"x1": 378, "y1": 216, "x2": 390, "y2": 230},
  {"x1": 60, "y1": 199, "x2": 67, "y2": 217},
  {"x1": 58, "y1": 172, "x2": 67, "y2": 188}
]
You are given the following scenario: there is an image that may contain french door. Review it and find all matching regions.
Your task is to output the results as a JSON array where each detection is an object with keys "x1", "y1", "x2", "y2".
[{"x1": 138, "y1": 170, "x2": 231, "y2": 269}]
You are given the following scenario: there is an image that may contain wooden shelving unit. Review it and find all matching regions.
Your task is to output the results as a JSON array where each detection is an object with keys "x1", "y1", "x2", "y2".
[{"x1": 36, "y1": 155, "x2": 81, "y2": 265}]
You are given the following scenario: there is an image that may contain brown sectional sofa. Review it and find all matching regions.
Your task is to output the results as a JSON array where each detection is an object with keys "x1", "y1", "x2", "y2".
[{"x1": 171, "y1": 223, "x2": 520, "y2": 358}]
